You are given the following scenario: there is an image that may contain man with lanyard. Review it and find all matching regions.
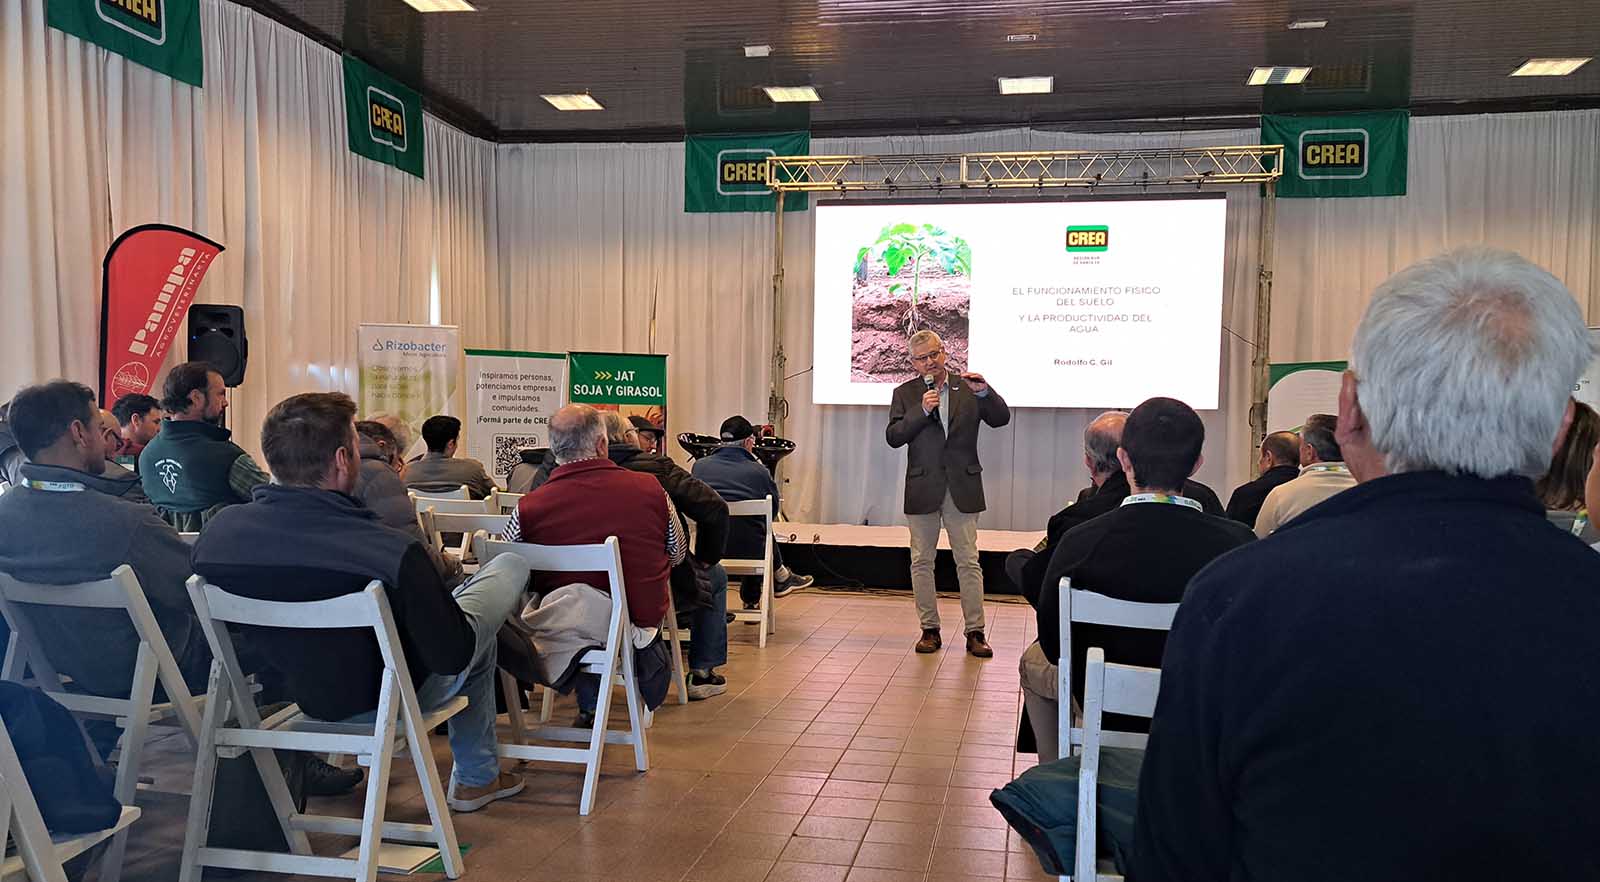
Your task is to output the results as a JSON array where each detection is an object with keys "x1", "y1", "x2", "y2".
[
  {"x1": 1254, "y1": 413, "x2": 1357, "y2": 537},
  {"x1": 1015, "y1": 397, "x2": 1255, "y2": 761}
]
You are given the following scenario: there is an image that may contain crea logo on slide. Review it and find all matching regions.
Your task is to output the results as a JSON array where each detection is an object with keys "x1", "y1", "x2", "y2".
[
  {"x1": 716, "y1": 149, "x2": 775, "y2": 197},
  {"x1": 98, "y1": 0, "x2": 166, "y2": 45},
  {"x1": 1066, "y1": 226, "x2": 1110, "y2": 252}
]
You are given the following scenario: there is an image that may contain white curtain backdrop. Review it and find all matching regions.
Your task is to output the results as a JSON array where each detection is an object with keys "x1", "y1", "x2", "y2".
[{"x1": 5, "y1": 0, "x2": 1600, "y2": 530}]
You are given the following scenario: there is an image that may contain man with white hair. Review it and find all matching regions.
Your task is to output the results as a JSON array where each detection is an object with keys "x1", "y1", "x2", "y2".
[
  {"x1": 887, "y1": 330, "x2": 1010, "y2": 657},
  {"x1": 1132, "y1": 249, "x2": 1600, "y2": 881}
]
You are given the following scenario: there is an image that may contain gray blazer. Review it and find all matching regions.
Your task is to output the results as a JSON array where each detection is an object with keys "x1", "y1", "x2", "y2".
[{"x1": 885, "y1": 371, "x2": 1010, "y2": 515}]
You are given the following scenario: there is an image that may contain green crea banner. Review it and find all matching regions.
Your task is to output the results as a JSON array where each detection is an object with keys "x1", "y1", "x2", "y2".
[
  {"x1": 567, "y1": 352, "x2": 669, "y2": 437},
  {"x1": 1261, "y1": 111, "x2": 1409, "y2": 198},
  {"x1": 48, "y1": 0, "x2": 204, "y2": 87},
  {"x1": 685, "y1": 131, "x2": 810, "y2": 213},
  {"x1": 343, "y1": 54, "x2": 425, "y2": 180}
]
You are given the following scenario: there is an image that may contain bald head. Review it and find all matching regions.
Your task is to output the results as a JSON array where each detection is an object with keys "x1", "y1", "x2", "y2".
[
  {"x1": 1261, "y1": 431, "x2": 1301, "y2": 469},
  {"x1": 97, "y1": 409, "x2": 125, "y2": 462},
  {"x1": 1084, "y1": 411, "x2": 1128, "y2": 484},
  {"x1": 549, "y1": 404, "x2": 607, "y2": 465},
  {"x1": 369, "y1": 413, "x2": 412, "y2": 457}
]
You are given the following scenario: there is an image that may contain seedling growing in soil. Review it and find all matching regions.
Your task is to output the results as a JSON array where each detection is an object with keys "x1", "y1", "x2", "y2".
[{"x1": 854, "y1": 223, "x2": 972, "y2": 334}]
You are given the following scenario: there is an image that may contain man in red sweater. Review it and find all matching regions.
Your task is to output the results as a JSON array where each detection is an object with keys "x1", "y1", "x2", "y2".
[{"x1": 507, "y1": 404, "x2": 685, "y2": 724}]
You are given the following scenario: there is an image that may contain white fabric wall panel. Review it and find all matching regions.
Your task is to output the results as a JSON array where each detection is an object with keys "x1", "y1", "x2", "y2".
[{"x1": 6, "y1": 0, "x2": 1600, "y2": 531}]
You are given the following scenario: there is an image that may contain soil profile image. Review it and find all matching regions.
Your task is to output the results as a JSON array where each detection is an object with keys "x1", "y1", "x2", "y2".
[{"x1": 849, "y1": 222, "x2": 973, "y2": 383}]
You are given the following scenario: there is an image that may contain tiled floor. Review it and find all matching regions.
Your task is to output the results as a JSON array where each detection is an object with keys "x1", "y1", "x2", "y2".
[{"x1": 116, "y1": 592, "x2": 1053, "y2": 882}]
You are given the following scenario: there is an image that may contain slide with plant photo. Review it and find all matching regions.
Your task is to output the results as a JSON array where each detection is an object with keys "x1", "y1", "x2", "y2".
[{"x1": 811, "y1": 196, "x2": 1228, "y2": 409}]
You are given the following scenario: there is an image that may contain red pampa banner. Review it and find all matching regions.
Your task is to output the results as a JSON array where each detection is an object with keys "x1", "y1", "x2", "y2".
[{"x1": 98, "y1": 225, "x2": 224, "y2": 406}]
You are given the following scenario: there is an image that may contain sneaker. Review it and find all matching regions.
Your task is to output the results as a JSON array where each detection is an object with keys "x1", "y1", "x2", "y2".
[
  {"x1": 774, "y1": 572, "x2": 813, "y2": 597},
  {"x1": 447, "y1": 771, "x2": 524, "y2": 813},
  {"x1": 574, "y1": 709, "x2": 596, "y2": 729},
  {"x1": 305, "y1": 757, "x2": 364, "y2": 797},
  {"x1": 687, "y1": 670, "x2": 727, "y2": 701}
]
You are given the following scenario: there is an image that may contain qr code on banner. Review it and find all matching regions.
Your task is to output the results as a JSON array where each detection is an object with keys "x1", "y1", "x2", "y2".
[{"x1": 493, "y1": 434, "x2": 540, "y2": 479}]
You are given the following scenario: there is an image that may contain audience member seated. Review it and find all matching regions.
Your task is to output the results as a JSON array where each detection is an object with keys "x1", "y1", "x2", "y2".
[
  {"x1": 507, "y1": 447, "x2": 556, "y2": 494},
  {"x1": 1538, "y1": 400, "x2": 1599, "y2": 541},
  {"x1": 0, "y1": 381, "x2": 362, "y2": 795},
  {"x1": 404, "y1": 415, "x2": 495, "y2": 499},
  {"x1": 599, "y1": 412, "x2": 731, "y2": 699},
  {"x1": 1252, "y1": 413, "x2": 1357, "y2": 537},
  {"x1": 95, "y1": 408, "x2": 148, "y2": 504},
  {"x1": 368, "y1": 413, "x2": 415, "y2": 465},
  {"x1": 0, "y1": 381, "x2": 205, "y2": 695},
  {"x1": 1019, "y1": 398, "x2": 1254, "y2": 761},
  {"x1": 0, "y1": 400, "x2": 26, "y2": 486},
  {"x1": 629, "y1": 415, "x2": 666, "y2": 456},
  {"x1": 1224, "y1": 430, "x2": 1301, "y2": 528},
  {"x1": 1007, "y1": 410, "x2": 1226, "y2": 603},
  {"x1": 192, "y1": 392, "x2": 529, "y2": 812},
  {"x1": 1131, "y1": 248, "x2": 1600, "y2": 881},
  {"x1": 139, "y1": 362, "x2": 270, "y2": 530},
  {"x1": 354, "y1": 420, "x2": 464, "y2": 588},
  {"x1": 110, "y1": 392, "x2": 162, "y2": 470},
  {"x1": 507, "y1": 405, "x2": 685, "y2": 724},
  {"x1": 692, "y1": 415, "x2": 814, "y2": 607}
]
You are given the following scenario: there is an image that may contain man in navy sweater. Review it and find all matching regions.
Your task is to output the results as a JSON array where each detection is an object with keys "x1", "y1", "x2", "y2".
[{"x1": 1132, "y1": 248, "x2": 1600, "y2": 882}]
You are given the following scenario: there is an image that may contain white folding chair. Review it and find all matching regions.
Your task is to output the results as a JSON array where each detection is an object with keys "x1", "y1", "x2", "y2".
[
  {"x1": 723, "y1": 495, "x2": 776, "y2": 647},
  {"x1": 177, "y1": 532, "x2": 200, "y2": 545},
  {"x1": 408, "y1": 485, "x2": 468, "y2": 500},
  {"x1": 0, "y1": 565, "x2": 207, "y2": 882},
  {"x1": 178, "y1": 577, "x2": 466, "y2": 882},
  {"x1": 427, "y1": 512, "x2": 512, "y2": 564},
  {"x1": 475, "y1": 536, "x2": 651, "y2": 816},
  {"x1": 0, "y1": 717, "x2": 141, "y2": 882},
  {"x1": 1075, "y1": 649, "x2": 1161, "y2": 882},
  {"x1": 1058, "y1": 578, "x2": 1178, "y2": 756},
  {"x1": 493, "y1": 491, "x2": 523, "y2": 514},
  {"x1": 0, "y1": 481, "x2": 10, "y2": 497}
]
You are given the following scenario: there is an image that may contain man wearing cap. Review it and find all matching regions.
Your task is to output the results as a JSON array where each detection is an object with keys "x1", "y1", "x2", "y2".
[
  {"x1": 887, "y1": 330, "x2": 1010, "y2": 658},
  {"x1": 692, "y1": 416, "x2": 814, "y2": 608},
  {"x1": 628, "y1": 415, "x2": 666, "y2": 457}
]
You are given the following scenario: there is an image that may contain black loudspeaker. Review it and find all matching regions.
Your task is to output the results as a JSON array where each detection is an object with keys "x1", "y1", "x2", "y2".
[{"x1": 187, "y1": 305, "x2": 248, "y2": 387}]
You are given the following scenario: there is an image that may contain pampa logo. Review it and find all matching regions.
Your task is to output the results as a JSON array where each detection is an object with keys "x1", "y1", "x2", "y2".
[
  {"x1": 98, "y1": 0, "x2": 165, "y2": 45},
  {"x1": 1298, "y1": 128, "x2": 1367, "y2": 180},
  {"x1": 128, "y1": 247, "x2": 199, "y2": 356},
  {"x1": 367, "y1": 87, "x2": 408, "y2": 152},
  {"x1": 1066, "y1": 226, "x2": 1109, "y2": 252},
  {"x1": 716, "y1": 148, "x2": 775, "y2": 197}
]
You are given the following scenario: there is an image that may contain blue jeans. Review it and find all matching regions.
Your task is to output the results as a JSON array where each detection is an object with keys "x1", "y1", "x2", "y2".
[
  {"x1": 391, "y1": 553, "x2": 528, "y2": 788},
  {"x1": 575, "y1": 564, "x2": 728, "y2": 711}
]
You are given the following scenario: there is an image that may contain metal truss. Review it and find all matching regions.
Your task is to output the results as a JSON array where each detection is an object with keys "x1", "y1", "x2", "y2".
[{"x1": 766, "y1": 145, "x2": 1282, "y2": 192}]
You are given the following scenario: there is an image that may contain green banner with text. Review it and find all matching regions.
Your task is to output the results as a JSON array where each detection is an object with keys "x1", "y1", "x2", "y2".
[
  {"x1": 1262, "y1": 111, "x2": 1408, "y2": 198},
  {"x1": 48, "y1": 0, "x2": 203, "y2": 87},
  {"x1": 685, "y1": 131, "x2": 810, "y2": 213},
  {"x1": 343, "y1": 54, "x2": 425, "y2": 179},
  {"x1": 567, "y1": 352, "x2": 669, "y2": 437}
]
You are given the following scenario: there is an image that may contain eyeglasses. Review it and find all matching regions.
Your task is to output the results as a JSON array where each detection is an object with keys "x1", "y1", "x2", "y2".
[{"x1": 910, "y1": 349, "x2": 944, "y2": 364}]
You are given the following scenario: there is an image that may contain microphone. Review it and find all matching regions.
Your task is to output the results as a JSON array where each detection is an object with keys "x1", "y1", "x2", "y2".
[{"x1": 923, "y1": 371, "x2": 941, "y2": 422}]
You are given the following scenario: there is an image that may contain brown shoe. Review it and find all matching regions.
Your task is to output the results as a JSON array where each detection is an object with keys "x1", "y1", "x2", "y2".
[
  {"x1": 965, "y1": 631, "x2": 994, "y2": 658},
  {"x1": 914, "y1": 629, "x2": 942, "y2": 653},
  {"x1": 447, "y1": 770, "x2": 524, "y2": 813}
]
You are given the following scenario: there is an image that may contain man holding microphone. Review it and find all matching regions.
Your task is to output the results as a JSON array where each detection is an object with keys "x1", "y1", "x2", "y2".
[{"x1": 886, "y1": 330, "x2": 1011, "y2": 657}]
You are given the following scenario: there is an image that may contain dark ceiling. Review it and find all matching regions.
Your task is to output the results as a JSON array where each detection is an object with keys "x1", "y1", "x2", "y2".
[{"x1": 239, "y1": 0, "x2": 1600, "y2": 141}]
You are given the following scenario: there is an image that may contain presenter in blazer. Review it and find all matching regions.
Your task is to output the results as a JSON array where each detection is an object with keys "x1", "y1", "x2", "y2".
[{"x1": 886, "y1": 330, "x2": 1011, "y2": 657}]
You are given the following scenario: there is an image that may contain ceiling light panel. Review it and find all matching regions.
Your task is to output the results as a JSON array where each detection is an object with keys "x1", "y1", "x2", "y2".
[
  {"x1": 744, "y1": 45, "x2": 771, "y2": 57},
  {"x1": 764, "y1": 85, "x2": 820, "y2": 102},
  {"x1": 998, "y1": 75, "x2": 1053, "y2": 95},
  {"x1": 401, "y1": 0, "x2": 476, "y2": 11},
  {"x1": 542, "y1": 94, "x2": 604, "y2": 111},
  {"x1": 1246, "y1": 66, "x2": 1312, "y2": 86},
  {"x1": 1510, "y1": 58, "x2": 1591, "y2": 76},
  {"x1": 1287, "y1": 19, "x2": 1328, "y2": 29}
]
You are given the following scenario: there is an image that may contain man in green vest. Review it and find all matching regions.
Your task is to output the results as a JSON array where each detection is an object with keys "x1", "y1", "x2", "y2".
[{"x1": 138, "y1": 362, "x2": 271, "y2": 531}]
